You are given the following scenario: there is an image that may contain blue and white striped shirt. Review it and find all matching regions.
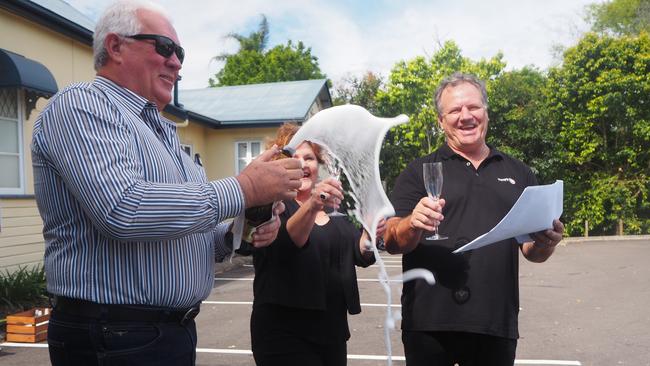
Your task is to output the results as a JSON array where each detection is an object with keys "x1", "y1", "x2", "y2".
[{"x1": 32, "y1": 77, "x2": 244, "y2": 309}]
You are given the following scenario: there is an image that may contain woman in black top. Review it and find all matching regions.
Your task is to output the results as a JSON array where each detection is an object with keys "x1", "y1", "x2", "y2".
[{"x1": 250, "y1": 123, "x2": 383, "y2": 366}]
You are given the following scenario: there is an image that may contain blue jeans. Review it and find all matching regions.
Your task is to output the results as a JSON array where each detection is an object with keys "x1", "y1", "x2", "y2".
[{"x1": 47, "y1": 308, "x2": 197, "y2": 366}]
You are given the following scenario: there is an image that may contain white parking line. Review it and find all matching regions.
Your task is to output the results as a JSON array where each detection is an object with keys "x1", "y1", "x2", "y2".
[
  {"x1": 515, "y1": 361, "x2": 581, "y2": 365},
  {"x1": 214, "y1": 277, "x2": 404, "y2": 282},
  {"x1": 370, "y1": 264, "x2": 402, "y2": 268},
  {"x1": 244, "y1": 263, "x2": 402, "y2": 268},
  {"x1": 0, "y1": 342, "x2": 47, "y2": 348},
  {"x1": 0, "y1": 342, "x2": 582, "y2": 366},
  {"x1": 202, "y1": 301, "x2": 400, "y2": 308},
  {"x1": 0, "y1": 343, "x2": 581, "y2": 365},
  {"x1": 196, "y1": 348, "x2": 251, "y2": 354},
  {"x1": 246, "y1": 262, "x2": 403, "y2": 266}
]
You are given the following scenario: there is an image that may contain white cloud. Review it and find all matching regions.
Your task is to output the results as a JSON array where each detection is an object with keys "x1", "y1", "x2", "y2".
[{"x1": 63, "y1": 0, "x2": 601, "y2": 89}]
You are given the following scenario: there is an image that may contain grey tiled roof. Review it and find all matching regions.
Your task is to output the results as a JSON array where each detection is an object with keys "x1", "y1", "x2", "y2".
[
  {"x1": 30, "y1": 0, "x2": 95, "y2": 31},
  {"x1": 179, "y1": 79, "x2": 330, "y2": 126}
]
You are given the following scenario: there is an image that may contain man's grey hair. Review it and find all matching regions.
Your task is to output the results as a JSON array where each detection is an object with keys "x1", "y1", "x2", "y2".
[
  {"x1": 93, "y1": 1, "x2": 169, "y2": 71},
  {"x1": 434, "y1": 72, "x2": 488, "y2": 117}
]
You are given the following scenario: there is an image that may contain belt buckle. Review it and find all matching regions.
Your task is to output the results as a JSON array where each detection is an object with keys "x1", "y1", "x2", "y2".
[{"x1": 180, "y1": 307, "x2": 200, "y2": 326}]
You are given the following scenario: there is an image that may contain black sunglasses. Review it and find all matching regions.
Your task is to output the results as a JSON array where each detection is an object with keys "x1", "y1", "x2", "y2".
[{"x1": 125, "y1": 34, "x2": 185, "y2": 64}]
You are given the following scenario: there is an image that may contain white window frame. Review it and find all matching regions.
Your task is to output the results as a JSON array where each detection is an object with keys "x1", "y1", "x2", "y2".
[
  {"x1": 0, "y1": 89, "x2": 25, "y2": 195},
  {"x1": 234, "y1": 140, "x2": 263, "y2": 175}
]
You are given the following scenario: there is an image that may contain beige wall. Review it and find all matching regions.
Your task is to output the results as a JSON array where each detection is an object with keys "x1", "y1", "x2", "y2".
[
  {"x1": 0, "y1": 9, "x2": 94, "y2": 271},
  {"x1": 175, "y1": 121, "x2": 208, "y2": 162},
  {"x1": 0, "y1": 199, "x2": 44, "y2": 272},
  {"x1": 203, "y1": 127, "x2": 278, "y2": 180},
  {"x1": 1, "y1": 9, "x2": 94, "y2": 195}
]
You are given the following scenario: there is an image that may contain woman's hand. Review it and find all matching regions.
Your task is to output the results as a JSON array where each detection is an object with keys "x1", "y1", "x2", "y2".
[
  {"x1": 360, "y1": 218, "x2": 387, "y2": 255},
  {"x1": 375, "y1": 218, "x2": 387, "y2": 238},
  {"x1": 250, "y1": 202, "x2": 286, "y2": 248},
  {"x1": 310, "y1": 177, "x2": 344, "y2": 212}
]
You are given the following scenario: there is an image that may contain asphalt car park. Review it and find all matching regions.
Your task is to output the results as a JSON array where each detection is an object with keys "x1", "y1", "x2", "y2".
[{"x1": 1, "y1": 237, "x2": 649, "y2": 366}]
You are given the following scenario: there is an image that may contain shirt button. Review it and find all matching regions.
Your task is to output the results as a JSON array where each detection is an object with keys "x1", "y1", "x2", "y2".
[
  {"x1": 466, "y1": 162, "x2": 470, "y2": 166},
  {"x1": 453, "y1": 286, "x2": 471, "y2": 304}
]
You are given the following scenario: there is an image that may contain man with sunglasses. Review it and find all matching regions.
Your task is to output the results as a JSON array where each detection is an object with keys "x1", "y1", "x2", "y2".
[{"x1": 32, "y1": 1, "x2": 302, "y2": 365}]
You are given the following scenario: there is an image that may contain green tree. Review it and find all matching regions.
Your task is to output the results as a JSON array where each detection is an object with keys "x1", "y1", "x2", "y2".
[
  {"x1": 375, "y1": 41, "x2": 506, "y2": 189},
  {"x1": 587, "y1": 0, "x2": 650, "y2": 35},
  {"x1": 209, "y1": 15, "x2": 325, "y2": 86},
  {"x1": 488, "y1": 67, "x2": 559, "y2": 183},
  {"x1": 332, "y1": 71, "x2": 384, "y2": 113},
  {"x1": 219, "y1": 14, "x2": 269, "y2": 56},
  {"x1": 547, "y1": 32, "x2": 650, "y2": 235}
]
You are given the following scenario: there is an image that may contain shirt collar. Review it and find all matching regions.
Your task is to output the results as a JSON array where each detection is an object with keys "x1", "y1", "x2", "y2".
[
  {"x1": 439, "y1": 142, "x2": 504, "y2": 161},
  {"x1": 93, "y1": 76, "x2": 154, "y2": 116}
]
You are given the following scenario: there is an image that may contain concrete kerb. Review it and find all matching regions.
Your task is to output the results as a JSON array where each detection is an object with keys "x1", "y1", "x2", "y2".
[{"x1": 561, "y1": 235, "x2": 650, "y2": 245}]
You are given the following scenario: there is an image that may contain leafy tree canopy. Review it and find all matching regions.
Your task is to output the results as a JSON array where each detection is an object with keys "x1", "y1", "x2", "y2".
[
  {"x1": 332, "y1": 71, "x2": 384, "y2": 114},
  {"x1": 209, "y1": 15, "x2": 325, "y2": 86},
  {"x1": 587, "y1": 0, "x2": 650, "y2": 35},
  {"x1": 547, "y1": 32, "x2": 650, "y2": 235}
]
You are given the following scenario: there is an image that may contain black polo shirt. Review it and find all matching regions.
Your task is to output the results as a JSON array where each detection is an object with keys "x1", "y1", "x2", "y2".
[{"x1": 390, "y1": 143, "x2": 537, "y2": 339}]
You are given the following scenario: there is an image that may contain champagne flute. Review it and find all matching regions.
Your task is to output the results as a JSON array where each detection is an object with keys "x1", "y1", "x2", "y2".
[
  {"x1": 324, "y1": 155, "x2": 346, "y2": 217},
  {"x1": 317, "y1": 150, "x2": 346, "y2": 217},
  {"x1": 423, "y1": 162, "x2": 447, "y2": 240}
]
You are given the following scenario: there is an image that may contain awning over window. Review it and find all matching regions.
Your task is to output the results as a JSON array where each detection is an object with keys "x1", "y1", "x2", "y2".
[{"x1": 0, "y1": 48, "x2": 58, "y2": 97}]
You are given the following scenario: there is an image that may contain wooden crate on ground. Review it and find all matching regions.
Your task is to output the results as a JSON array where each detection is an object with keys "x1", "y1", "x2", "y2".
[{"x1": 6, "y1": 307, "x2": 50, "y2": 343}]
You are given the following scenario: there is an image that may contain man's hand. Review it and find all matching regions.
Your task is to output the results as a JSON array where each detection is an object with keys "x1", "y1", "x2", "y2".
[
  {"x1": 384, "y1": 197, "x2": 445, "y2": 254},
  {"x1": 522, "y1": 219, "x2": 565, "y2": 263},
  {"x1": 236, "y1": 146, "x2": 303, "y2": 208},
  {"x1": 249, "y1": 201, "x2": 286, "y2": 248},
  {"x1": 530, "y1": 219, "x2": 565, "y2": 249},
  {"x1": 409, "y1": 197, "x2": 445, "y2": 233}
]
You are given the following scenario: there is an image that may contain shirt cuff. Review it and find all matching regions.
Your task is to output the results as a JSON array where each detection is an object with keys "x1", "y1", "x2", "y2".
[
  {"x1": 214, "y1": 221, "x2": 233, "y2": 262},
  {"x1": 208, "y1": 177, "x2": 245, "y2": 221}
]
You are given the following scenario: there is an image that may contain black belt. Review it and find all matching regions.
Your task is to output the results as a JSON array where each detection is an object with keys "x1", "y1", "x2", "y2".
[{"x1": 52, "y1": 296, "x2": 200, "y2": 326}]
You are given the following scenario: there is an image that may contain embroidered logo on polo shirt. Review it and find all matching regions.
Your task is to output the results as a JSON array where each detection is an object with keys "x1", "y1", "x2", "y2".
[{"x1": 497, "y1": 178, "x2": 516, "y2": 184}]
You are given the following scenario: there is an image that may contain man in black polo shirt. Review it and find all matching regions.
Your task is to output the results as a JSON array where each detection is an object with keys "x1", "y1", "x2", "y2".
[{"x1": 384, "y1": 72, "x2": 564, "y2": 365}]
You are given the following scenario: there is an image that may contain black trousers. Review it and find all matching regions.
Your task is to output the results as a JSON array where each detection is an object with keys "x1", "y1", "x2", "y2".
[
  {"x1": 47, "y1": 308, "x2": 197, "y2": 366},
  {"x1": 250, "y1": 305, "x2": 347, "y2": 366},
  {"x1": 402, "y1": 330, "x2": 517, "y2": 366}
]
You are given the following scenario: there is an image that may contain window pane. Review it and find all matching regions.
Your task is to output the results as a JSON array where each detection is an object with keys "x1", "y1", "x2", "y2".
[
  {"x1": 0, "y1": 155, "x2": 20, "y2": 188},
  {"x1": 0, "y1": 89, "x2": 17, "y2": 119},
  {"x1": 251, "y1": 142, "x2": 261, "y2": 157},
  {"x1": 238, "y1": 159, "x2": 247, "y2": 173},
  {"x1": 238, "y1": 143, "x2": 247, "y2": 158},
  {"x1": 0, "y1": 119, "x2": 19, "y2": 153},
  {"x1": 181, "y1": 145, "x2": 191, "y2": 156}
]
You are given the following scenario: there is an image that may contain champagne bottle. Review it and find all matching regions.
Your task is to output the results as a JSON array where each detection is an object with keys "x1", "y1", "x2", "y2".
[{"x1": 242, "y1": 146, "x2": 295, "y2": 242}]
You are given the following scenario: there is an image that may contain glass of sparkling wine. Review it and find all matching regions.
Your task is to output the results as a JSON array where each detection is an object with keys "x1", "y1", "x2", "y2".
[
  {"x1": 324, "y1": 156, "x2": 346, "y2": 217},
  {"x1": 423, "y1": 162, "x2": 447, "y2": 240}
]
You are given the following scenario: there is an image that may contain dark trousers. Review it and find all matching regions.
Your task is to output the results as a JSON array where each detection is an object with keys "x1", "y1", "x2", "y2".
[
  {"x1": 402, "y1": 330, "x2": 517, "y2": 366},
  {"x1": 252, "y1": 332, "x2": 347, "y2": 366},
  {"x1": 251, "y1": 306, "x2": 347, "y2": 366},
  {"x1": 47, "y1": 308, "x2": 197, "y2": 366}
]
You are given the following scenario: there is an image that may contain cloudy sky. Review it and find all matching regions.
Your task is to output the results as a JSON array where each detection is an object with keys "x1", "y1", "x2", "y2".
[{"x1": 64, "y1": 0, "x2": 603, "y2": 89}]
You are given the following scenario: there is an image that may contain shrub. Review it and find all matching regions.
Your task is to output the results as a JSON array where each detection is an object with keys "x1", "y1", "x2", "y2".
[{"x1": 0, "y1": 265, "x2": 48, "y2": 321}]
